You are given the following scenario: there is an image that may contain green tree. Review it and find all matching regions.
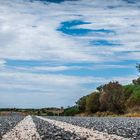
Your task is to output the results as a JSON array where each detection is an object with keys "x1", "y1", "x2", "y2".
[
  {"x1": 64, "y1": 106, "x2": 79, "y2": 116},
  {"x1": 76, "y1": 96, "x2": 87, "y2": 112},
  {"x1": 123, "y1": 84, "x2": 135, "y2": 101},
  {"x1": 86, "y1": 92, "x2": 100, "y2": 113},
  {"x1": 126, "y1": 86, "x2": 140, "y2": 108}
]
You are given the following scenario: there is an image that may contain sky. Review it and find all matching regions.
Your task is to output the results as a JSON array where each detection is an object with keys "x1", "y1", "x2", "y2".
[{"x1": 0, "y1": 0, "x2": 140, "y2": 108}]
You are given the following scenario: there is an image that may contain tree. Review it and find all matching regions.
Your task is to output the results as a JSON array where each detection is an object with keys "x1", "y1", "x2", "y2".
[
  {"x1": 86, "y1": 92, "x2": 100, "y2": 113},
  {"x1": 76, "y1": 96, "x2": 87, "y2": 112},
  {"x1": 132, "y1": 77, "x2": 140, "y2": 85},
  {"x1": 126, "y1": 86, "x2": 140, "y2": 109},
  {"x1": 99, "y1": 91, "x2": 110, "y2": 111},
  {"x1": 123, "y1": 84, "x2": 134, "y2": 100},
  {"x1": 97, "y1": 85, "x2": 103, "y2": 92},
  {"x1": 99, "y1": 81, "x2": 125, "y2": 113},
  {"x1": 64, "y1": 106, "x2": 79, "y2": 116}
]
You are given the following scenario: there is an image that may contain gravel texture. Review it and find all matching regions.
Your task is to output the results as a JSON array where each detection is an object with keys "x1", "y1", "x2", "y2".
[
  {"x1": 2, "y1": 116, "x2": 41, "y2": 140},
  {"x1": 0, "y1": 114, "x2": 24, "y2": 139},
  {"x1": 1, "y1": 115, "x2": 139, "y2": 140},
  {"x1": 32, "y1": 116, "x2": 86, "y2": 140},
  {"x1": 46, "y1": 116, "x2": 140, "y2": 140},
  {"x1": 38, "y1": 116, "x2": 127, "y2": 140}
]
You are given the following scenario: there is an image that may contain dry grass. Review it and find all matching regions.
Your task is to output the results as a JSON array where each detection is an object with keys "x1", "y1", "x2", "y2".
[
  {"x1": 75, "y1": 111, "x2": 140, "y2": 117},
  {"x1": 0, "y1": 111, "x2": 27, "y2": 116},
  {"x1": 125, "y1": 112, "x2": 140, "y2": 117}
]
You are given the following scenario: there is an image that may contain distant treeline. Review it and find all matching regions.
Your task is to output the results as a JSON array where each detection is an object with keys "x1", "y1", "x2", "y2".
[
  {"x1": 64, "y1": 64, "x2": 140, "y2": 116},
  {"x1": 0, "y1": 107, "x2": 64, "y2": 116}
]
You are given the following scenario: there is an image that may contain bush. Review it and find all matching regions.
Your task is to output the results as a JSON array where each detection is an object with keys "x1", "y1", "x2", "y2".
[
  {"x1": 123, "y1": 84, "x2": 135, "y2": 100},
  {"x1": 99, "y1": 81, "x2": 125, "y2": 113},
  {"x1": 64, "y1": 106, "x2": 80, "y2": 116},
  {"x1": 86, "y1": 92, "x2": 100, "y2": 113},
  {"x1": 74, "y1": 76, "x2": 140, "y2": 116},
  {"x1": 76, "y1": 96, "x2": 87, "y2": 112},
  {"x1": 126, "y1": 86, "x2": 140, "y2": 108}
]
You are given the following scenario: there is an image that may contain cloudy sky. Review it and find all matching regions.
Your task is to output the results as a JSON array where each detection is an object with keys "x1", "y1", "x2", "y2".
[{"x1": 0, "y1": 0, "x2": 140, "y2": 108}]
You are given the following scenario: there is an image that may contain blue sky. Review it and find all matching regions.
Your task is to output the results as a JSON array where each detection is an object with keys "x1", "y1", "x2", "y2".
[{"x1": 0, "y1": 0, "x2": 140, "y2": 108}]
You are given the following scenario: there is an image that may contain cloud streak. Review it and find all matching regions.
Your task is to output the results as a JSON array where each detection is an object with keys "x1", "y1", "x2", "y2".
[{"x1": 0, "y1": 0, "x2": 139, "y2": 107}]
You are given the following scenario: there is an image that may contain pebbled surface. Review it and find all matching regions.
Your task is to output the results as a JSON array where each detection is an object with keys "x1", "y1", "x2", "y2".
[
  {"x1": 1, "y1": 115, "x2": 140, "y2": 140},
  {"x1": 2, "y1": 116, "x2": 41, "y2": 140},
  {"x1": 32, "y1": 116, "x2": 86, "y2": 140},
  {"x1": 38, "y1": 116, "x2": 128, "y2": 140},
  {"x1": 0, "y1": 114, "x2": 24, "y2": 139},
  {"x1": 46, "y1": 116, "x2": 140, "y2": 140}
]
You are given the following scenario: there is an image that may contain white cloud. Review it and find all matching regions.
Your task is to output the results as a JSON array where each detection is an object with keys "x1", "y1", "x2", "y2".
[
  {"x1": 0, "y1": 60, "x2": 6, "y2": 67},
  {"x1": 0, "y1": 0, "x2": 139, "y2": 107},
  {"x1": 0, "y1": 68, "x2": 136, "y2": 107},
  {"x1": 0, "y1": 0, "x2": 139, "y2": 63}
]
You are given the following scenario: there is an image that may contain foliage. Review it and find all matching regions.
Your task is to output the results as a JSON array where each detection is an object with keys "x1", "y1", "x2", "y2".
[
  {"x1": 99, "y1": 81, "x2": 125, "y2": 113},
  {"x1": 132, "y1": 77, "x2": 140, "y2": 85},
  {"x1": 126, "y1": 86, "x2": 140, "y2": 108},
  {"x1": 64, "y1": 106, "x2": 80, "y2": 116},
  {"x1": 76, "y1": 78, "x2": 140, "y2": 115},
  {"x1": 123, "y1": 84, "x2": 135, "y2": 99},
  {"x1": 86, "y1": 92, "x2": 100, "y2": 113},
  {"x1": 76, "y1": 96, "x2": 87, "y2": 112}
]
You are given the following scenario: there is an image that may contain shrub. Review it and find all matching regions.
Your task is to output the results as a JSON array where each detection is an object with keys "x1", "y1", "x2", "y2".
[
  {"x1": 76, "y1": 96, "x2": 87, "y2": 112},
  {"x1": 86, "y1": 92, "x2": 100, "y2": 113},
  {"x1": 64, "y1": 106, "x2": 80, "y2": 116},
  {"x1": 99, "y1": 81, "x2": 125, "y2": 113}
]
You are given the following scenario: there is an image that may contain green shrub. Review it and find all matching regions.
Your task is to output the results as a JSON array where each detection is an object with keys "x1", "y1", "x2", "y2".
[
  {"x1": 64, "y1": 106, "x2": 80, "y2": 116},
  {"x1": 86, "y1": 92, "x2": 100, "y2": 113}
]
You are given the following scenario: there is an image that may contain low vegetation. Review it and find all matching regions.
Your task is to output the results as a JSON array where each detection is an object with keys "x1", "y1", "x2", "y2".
[{"x1": 65, "y1": 64, "x2": 140, "y2": 117}]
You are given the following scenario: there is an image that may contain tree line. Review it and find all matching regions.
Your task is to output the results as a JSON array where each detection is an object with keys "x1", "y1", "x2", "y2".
[{"x1": 64, "y1": 64, "x2": 140, "y2": 116}]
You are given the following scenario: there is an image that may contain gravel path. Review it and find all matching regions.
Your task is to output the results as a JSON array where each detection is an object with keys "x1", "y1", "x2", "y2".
[
  {"x1": 32, "y1": 116, "x2": 86, "y2": 140},
  {"x1": 1, "y1": 115, "x2": 139, "y2": 140},
  {"x1": 46, "y1": 116, "x2": 140, "y2": 140},
  {"x1": 38, "y1": 116, "x2": 128, "y2": 140},
  {"x1": 0, "y1": 115, "x2": 24, "y2": 139},
  {"x1": 2, "y1": 116, "x2": 41, "y2": 140}
]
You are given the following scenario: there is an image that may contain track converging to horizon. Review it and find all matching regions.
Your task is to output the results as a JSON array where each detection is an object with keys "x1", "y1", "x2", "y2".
[{"x1": 0, "y1": 114, "x2": 140, "y2": 140}]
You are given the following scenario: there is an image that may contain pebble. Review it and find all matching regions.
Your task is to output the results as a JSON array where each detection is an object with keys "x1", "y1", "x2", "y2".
[
  {"x1": 0, "y1": 113, "x2": 24, "y2": 139},
  {"x1": 46, "y1": 116, "x2": 140, "y2": 140}
]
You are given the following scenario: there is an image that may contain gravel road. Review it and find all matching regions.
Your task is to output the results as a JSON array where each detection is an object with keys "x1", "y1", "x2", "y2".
[
  {"x1": 0, "y1": 114, "x2": 24, "y2": 139},
  {"x1": 46, "y1": 116, "x2": 140, "y2": 140},
  {"x1": 38, "y1": 116, "x2": 127, "y2": 140},
  {"x1": 32, "y1": 116, "x2": 86, "y2": 140},
  {"x1": 2, "y1": 116, "x2": 41, "y2": 140},
  {"x1": 0, "y1": 115, "x2": 140, "y2": 140}
]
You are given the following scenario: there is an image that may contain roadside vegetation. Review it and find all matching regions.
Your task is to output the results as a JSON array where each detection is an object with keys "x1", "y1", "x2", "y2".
[
  {"x1": 0, "y1": 64, "x2": 140, "y2": 117},
  {"x1": 64, "y1": 64, "x2": 140, "y2": 117}
]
